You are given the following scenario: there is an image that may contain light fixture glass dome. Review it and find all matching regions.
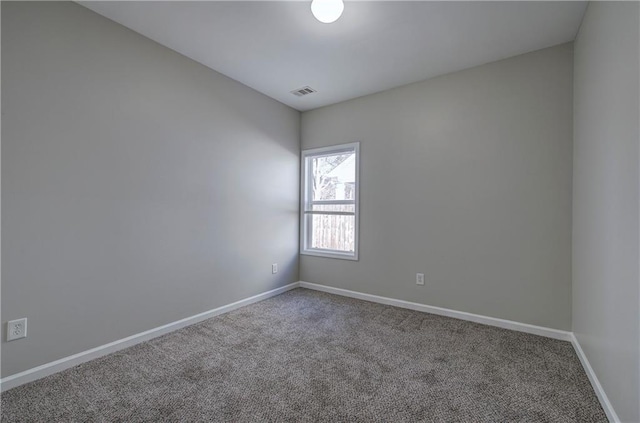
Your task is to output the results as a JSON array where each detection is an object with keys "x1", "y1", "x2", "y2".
[{"x1": 311, "y1": 0, "x2": 344, "y2": 24}]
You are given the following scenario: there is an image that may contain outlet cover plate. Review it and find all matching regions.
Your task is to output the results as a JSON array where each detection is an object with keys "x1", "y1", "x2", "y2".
[{"x1": 7, "y1": 318, "x2": 27, "y2": 341}]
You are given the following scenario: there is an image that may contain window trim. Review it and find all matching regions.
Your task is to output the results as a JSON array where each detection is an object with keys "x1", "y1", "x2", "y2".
[{"x1": 300, "y1": 142, "x2": 360, "y2": 261}]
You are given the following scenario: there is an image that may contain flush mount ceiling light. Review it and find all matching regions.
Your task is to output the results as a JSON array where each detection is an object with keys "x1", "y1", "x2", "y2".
[{"x1": 311, "y1": 0, "x2": 344, "y2": 24}]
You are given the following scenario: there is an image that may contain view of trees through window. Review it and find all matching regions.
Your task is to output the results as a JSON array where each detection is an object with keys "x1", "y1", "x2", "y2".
[
  {"x1": 311, "y1": 153, "x2": 354, "y2": 201},
  {"x1": 309, "y1": 152, "x2": 356, "y2": 252}
]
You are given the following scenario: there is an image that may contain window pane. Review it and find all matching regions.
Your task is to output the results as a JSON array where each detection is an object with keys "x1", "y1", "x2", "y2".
[
  {"x1": 310, "y1": 152, "x2": 356, "y2": 201},
  {"x1": 308, "y1": 214, "x2": 356, "y2": 252},
  {"x1": 310, "y1": 204, "x2": 355, "y2": 213}
]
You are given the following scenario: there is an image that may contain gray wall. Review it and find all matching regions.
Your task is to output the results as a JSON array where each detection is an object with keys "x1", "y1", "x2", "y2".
[
  {"x1": 1, "y1": 2, "x2": 300, "y2": 378},
  {"x1": 572, "y1": 2, "x2": 640, "y2": 422},
  {"x1": 301, "y1": 44, "x2": 574, "y2": 330}
]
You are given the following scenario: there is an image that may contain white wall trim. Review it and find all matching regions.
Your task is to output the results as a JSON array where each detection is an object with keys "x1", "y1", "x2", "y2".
[
  {"x1": 2, "y1": 280, "x2": 618, "y2": 423},
  {"x1": 0, "y1": 282, "x2": 300, "y2": 392},
  {"x1": 570, "y1": 333, "x2": 620, "y2": 423},
  {"x1": 299, "y1": 281, "x2": 572, "y2": 341}
]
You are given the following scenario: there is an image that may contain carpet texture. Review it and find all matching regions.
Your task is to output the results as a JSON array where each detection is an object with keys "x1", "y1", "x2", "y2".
[{"x1": 1, "y1": 288, "x2": 607, "y2": 422}]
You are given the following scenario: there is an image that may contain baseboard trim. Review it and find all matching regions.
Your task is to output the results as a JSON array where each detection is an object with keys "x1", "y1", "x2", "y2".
[
  {"x1": 2, "y1": 280, "x2": 618, "y2": 422},
  {"x1": 299, "y1": 281, "x2": 572, "y2": 341},
  {"x1": 569, "y1": 333, "x2": 620, "y2": 423},
  {"x1": 0, "y1": 282, "x2": 300, "y2": 392}
]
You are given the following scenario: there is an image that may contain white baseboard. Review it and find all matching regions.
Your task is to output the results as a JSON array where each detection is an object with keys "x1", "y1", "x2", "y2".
[
  {"x1": 570, "y1": 333, "x2": 620, "y2": 423},
  {"x1": 2, "y1": 280, "x2": 618, "y2": 423},
  {"x1": 299, "y1": 281, "x2": 572, "y2": 341},
  {"x1": 0, "y1": 282, "x2": 300, "y2": 392}
]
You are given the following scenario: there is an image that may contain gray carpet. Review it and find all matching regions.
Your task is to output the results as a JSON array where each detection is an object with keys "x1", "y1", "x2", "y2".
[{"x1": 1, "y1": 288, "x2": 607, "y2": 422}]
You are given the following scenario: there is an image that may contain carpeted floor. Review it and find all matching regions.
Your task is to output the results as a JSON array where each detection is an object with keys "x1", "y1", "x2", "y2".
[{"x1": 1, "y1": 288, "x2": 607, "y2": 422}]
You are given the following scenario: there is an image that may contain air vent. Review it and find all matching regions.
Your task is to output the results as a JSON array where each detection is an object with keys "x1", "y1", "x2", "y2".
[{"x1": 291, "y1": 86, "x2": 317, "y2": 97}]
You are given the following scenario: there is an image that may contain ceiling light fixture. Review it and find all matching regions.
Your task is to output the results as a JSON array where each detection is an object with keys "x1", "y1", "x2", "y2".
[{"x1": 311, "y1": 0, "x2": 344, "y2": 24}]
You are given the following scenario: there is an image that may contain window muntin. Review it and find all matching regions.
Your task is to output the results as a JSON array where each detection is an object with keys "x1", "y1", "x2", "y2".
[{"x1": 301, "y1": 143, "x2": 359, "y2": 260}]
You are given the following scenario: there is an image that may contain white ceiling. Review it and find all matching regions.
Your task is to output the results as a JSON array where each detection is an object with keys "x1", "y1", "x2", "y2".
[{"x1": 80, "y1": 1, "x2": 587, "y2": 112}]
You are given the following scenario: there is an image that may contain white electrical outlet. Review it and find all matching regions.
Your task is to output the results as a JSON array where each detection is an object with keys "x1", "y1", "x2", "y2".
[
  {"x1": 7, "y1": 318, "x2": 27, "y2": 341},
  {"x1": 416, "y1": 273, "x2": 425, "y2": 286},
  {"x1": 272, "y1": 263, "x2": 278, "y2": 274}
]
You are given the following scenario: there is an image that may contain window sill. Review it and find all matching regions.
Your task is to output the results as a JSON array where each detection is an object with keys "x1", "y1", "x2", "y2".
[{"x1": 301, "y1": 249, "x2": 359, "y2": 261}]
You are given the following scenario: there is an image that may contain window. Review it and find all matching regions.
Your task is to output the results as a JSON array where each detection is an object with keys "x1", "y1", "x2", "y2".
[{"x1": 301, "y1": 142, "x2": 359, "y2": 260}]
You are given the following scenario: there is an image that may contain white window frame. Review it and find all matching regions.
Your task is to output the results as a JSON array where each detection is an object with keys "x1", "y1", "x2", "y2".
[{"x1": 300, "y1": 142, "x2": 360, "y2": 261}]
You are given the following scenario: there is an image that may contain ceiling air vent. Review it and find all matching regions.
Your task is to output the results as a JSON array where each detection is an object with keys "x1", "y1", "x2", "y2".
[{"x1": 291, "y1": 86, "x2": 317, "y2": 97}]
